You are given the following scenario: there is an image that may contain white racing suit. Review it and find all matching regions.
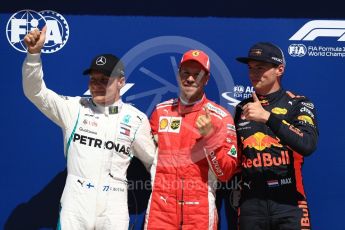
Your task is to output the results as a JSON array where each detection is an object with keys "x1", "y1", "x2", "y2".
[{"x1": 22, "y1": 53, "x2": 156, "y2": 230}]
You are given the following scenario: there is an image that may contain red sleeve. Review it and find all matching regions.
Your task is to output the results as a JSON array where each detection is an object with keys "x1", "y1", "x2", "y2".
[{"x1": 204, "y1": 114, "x2": 240, "y2": 182}]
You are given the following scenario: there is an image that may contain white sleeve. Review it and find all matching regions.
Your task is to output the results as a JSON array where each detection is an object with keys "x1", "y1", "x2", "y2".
[
  {"x1": 22, "y1": 53, "x2": 76, "y2": 128},
  {"x1": 132, "y1": 115, "x2": 157, "y2": 171}
]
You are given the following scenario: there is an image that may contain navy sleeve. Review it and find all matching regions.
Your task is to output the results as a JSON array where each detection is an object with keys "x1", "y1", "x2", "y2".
[{"x1": 266, "y1": 98, "x2": 319, "y2": 156}]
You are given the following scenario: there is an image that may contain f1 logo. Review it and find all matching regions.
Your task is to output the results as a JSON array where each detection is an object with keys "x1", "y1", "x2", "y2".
[{"x1": 289, "y1": 20, "x2": 345, "y2": 41}]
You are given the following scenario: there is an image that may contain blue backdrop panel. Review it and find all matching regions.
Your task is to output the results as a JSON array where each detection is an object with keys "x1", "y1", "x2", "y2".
[{"x1": 1, "y1": 12, "x2": 344, "y2": 229}]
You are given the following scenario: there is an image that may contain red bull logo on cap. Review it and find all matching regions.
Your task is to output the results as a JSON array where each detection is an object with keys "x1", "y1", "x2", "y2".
[{"x1": 242, "y1": 132, "x2": 282, "y2": 151}]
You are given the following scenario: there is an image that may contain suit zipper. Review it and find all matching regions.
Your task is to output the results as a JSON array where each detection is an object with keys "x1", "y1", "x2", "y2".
[{"x1": 179, "y1": 177, "x2": 184, "y2": 229}]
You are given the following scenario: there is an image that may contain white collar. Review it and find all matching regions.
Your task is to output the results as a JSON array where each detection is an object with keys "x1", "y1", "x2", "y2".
[
  {"x1": 93, "y1": 99, "x2": 123, "y2": 115},
  {"x1": 179, "y1": 95, "x2": 204, "y2": 106}
]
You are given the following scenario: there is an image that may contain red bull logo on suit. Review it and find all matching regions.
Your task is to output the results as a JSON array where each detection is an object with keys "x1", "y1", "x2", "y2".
[
  {"x1": 241, "y1": 132, "x2": 289, "y2": 168},
  {"x1": 242, "y1": 132, "x2": 282, "y2": 151}
]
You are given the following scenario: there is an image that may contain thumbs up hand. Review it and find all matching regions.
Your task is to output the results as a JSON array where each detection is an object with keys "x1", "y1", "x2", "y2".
[
  {"x1": 196, "y1": 106, "x2": 214, "y2": 136},
  {"x1": 251, "y1": 91, "x2": 260, "y2": 103},
  {"x1": 241, "y1": 92, "x2": 270, "y2": 123},
  {"x1": 23, "y1": 25, "x2": 47, "y2": 54}
]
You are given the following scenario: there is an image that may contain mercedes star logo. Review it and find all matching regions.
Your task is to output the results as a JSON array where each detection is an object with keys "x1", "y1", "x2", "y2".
[{"x1": 96, "y1": 56, "x2": 106, "y2": 65}]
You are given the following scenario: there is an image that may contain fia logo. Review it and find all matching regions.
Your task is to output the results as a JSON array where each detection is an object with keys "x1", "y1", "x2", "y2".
[
  {"x1": 221, "y1": 85, "x2": 254, "y2": 108},
  {"x1": 288, "y1": 44, "x2": 307, "y2": 57},
  {"x1": 6, "y1": 9, "x2": 70, "y2": 53}
]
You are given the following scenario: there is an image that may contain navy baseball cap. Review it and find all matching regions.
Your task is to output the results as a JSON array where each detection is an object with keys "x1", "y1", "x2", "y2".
[
  {"x1": 236, "y1": 42, "x2": 286, "y2": 66},
  {"x1": 83, "y1": 54, "x2": 125, "y2": 77}
]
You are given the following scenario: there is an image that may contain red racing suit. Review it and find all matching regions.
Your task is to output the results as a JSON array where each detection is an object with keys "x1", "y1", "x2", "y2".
[{"x1": 144, "y1": 95, "x2": 239, "y2": 230}]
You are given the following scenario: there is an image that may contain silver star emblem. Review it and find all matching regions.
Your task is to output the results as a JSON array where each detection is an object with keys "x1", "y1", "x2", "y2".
[{"x1": 96, "y1": 56, "x2": 106, "y2": 65}]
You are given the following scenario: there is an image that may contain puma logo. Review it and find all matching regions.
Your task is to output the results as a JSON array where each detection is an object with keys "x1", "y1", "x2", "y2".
[
  {"x1": 77, "y1": 179, "x2": 85, "y2": 187},
  {"x1": 160, "y1": 196, "x2": 168, "y2": 204},
  {"x1": 243, "y1": 181, "x2": 251, "y2": 189}
]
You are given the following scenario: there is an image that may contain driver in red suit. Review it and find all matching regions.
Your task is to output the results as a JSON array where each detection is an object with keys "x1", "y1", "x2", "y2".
[{"x1": 144, "y1": 50, "x2": 239, "y2": 229}]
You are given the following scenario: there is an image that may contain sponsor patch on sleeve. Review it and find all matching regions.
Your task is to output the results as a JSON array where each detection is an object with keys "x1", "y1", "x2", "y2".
[
  {"x1": 228, "y1": 145, "x2": 237, "y2": 158},
  {"x1": 206, "y1": 103, "x2": 227, "y2": 118},
  {"x1": 297, "y1": 115, "x2": 314, "y2": 125}
]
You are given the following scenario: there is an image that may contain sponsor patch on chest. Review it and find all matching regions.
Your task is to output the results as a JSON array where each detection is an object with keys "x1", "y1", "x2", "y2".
[{"x1": 158, "y1": 116, "x2": 182, "y2": 133}]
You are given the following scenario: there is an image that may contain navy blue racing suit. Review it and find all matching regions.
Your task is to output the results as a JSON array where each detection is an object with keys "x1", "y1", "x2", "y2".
[{"x1": 235, "y1": 88, "x2": 318, "y2": 230}]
